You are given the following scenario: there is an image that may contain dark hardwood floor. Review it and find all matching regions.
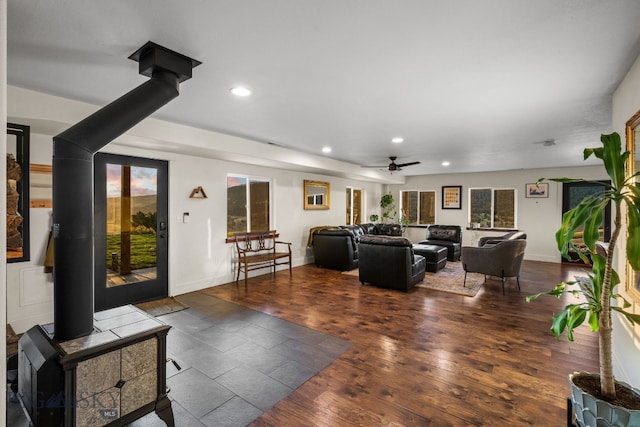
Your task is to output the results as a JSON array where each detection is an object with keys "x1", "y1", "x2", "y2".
[{"x1": 198, "y1": 260, "x2": 598, "y2": 426}]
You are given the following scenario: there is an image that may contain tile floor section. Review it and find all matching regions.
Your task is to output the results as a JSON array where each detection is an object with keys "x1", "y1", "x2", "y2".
[{"x1": 7, "y1": 292, "x2": 352, "y2": 426}]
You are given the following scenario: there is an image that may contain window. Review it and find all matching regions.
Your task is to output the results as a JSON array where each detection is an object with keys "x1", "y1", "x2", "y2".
[
  {"x1": 469, "y1": 188, "x2": 516, "y2": 228},
  {"x1": 227, "y1": 175, "x2": 271, "y2": 238},
  {"x1": 346, "y1": 187, "x2": 363, "y2": 225},
  {"x1": 400, "y1": 190, "x2": 436, "y2": 225}
]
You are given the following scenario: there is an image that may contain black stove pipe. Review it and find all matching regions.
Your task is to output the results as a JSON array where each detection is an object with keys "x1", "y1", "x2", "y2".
[{"x1": 52, "y1": 42, "x2": 200, "y2": 340}]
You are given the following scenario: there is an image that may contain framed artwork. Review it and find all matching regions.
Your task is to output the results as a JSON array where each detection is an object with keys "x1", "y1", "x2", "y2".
[
  {"x1": 304, "y1": 180, "x2": 330, "y2": 210},
  {"x1": 625, "y1": 109, "x2": 640, "y2": 303},
  {"x1": 442, "y1": 185, "x2": 462, "y2": 209},
  {"x1": 525, "y1": 182, "x2": 548, "y2": 198},
  {"x1": 7, "y1": 123, "x2": 30, "y2": 262}
]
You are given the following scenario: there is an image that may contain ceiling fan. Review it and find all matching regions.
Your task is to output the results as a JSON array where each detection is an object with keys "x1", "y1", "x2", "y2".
[{"x1": 362, "y1": 156, "x2": 421, "y2": 171}]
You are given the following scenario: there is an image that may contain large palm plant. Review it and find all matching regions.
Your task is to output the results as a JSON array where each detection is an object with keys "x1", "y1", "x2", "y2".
[{"x1": 527, "y1": 132, "x2": 640, "y2": 401}]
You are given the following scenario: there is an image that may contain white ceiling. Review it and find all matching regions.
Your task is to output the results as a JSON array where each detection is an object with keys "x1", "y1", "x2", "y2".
[{"x1": 8, "y1": 1, "x2": 640, "y2": 177}]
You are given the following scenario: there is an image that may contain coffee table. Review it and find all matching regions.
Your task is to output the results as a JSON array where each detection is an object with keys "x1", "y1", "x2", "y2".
[{"x1": 412, "y1": 244, "x2": 447, "y2": 273}]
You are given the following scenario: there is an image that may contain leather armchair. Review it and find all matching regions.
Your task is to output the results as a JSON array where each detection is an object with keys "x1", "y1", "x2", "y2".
[
  {"x1": 312, "y1": 228, "x2": 359, "y2": 271},
  {"x1": 419, "y1": 225, "x2": 462, "y2": 261},
  {"x1": 461, "y1": 239, "x2": 527, "y2": 294},
  {"x1": 477, "y1": 231, "x2": 526, "y2": 247},
  {"x1": 358, "y1": 235, "x2": 426, "y2": 291}
]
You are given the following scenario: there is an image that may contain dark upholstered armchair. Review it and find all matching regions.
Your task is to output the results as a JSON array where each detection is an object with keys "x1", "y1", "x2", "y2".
[
  {"x1": 418, "y1": 225, "x2": 462, "y2": 261},
  {"x1": 312, "y1": 228, "x2": 359, "y2": 271},
  {"x1": 358, "y1": 235, "x2": 426, "y2": 291},
  {"x1": 477, "y1": 231, "x2": 527, "y2": 247},
  {"x1": 461, "y1": 239, "x2": 527, "y2": 294}
]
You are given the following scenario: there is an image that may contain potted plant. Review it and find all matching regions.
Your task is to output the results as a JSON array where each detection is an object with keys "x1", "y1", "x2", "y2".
[
  {"x1": 377, "y1": 193, "x2": 410, "y2": 234},
  {"x1": 379, "y1": 193, "x2": 397, "y2": 223},
  {"x1": 527, "y1": 132, "x2": 640, "y2": 425}
]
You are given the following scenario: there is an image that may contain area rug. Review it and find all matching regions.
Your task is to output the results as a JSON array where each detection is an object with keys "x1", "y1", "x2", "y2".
[
  {"x1": 135, "y1": 297, "x2": 189, "y2": 317},
  {"x1": 343, "y1": 263, "x2": 485, "y2": 297},
  {"x1": 416, "y1": 262, "x2": 484, "y2": 297},
  {"x1": 342, "y1": 268, "x2": 359, "y2": 277}
]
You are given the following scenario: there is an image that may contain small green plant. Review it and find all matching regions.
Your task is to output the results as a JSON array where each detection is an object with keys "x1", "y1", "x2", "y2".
[
  {"x1": 369, "y1": 214, "x2": 379, "y2": 223},
  {"x1": 399, "y1": 208, "x2": 410, "y2": 234},
  {"x1": 380, "y1": 193, "x2": 397, "y2": 223},
  {"x1": 527, "y1": 132, "x2": 640, "y2": 401}
]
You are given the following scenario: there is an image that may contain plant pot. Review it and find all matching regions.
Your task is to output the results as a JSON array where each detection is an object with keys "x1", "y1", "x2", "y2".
[{"x1": 570, "y1": 372, "x2": 640, "y2": 426}]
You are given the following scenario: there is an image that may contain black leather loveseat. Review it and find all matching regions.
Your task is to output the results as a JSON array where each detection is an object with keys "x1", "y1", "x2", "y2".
[
  {"x1": 312, "y1": 223, "x2": 402, "y2": 271},
  {"x1": 418, "y1": 224, "x2": 462, "y2": 261},
  {"x1": 358, "y1": 235, "x2": 426, "y2": 291}
]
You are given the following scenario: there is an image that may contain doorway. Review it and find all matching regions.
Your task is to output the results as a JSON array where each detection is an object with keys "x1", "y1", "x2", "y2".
[
  {"x1": 94, "y1": 153, "x2": 169, "y2": 310},
  {"x1": 561, "y1": 181, "x2": 611, "y2": 263},
  {"x1": 346, "y1": 187, "x2": 363, "y2": 225}
]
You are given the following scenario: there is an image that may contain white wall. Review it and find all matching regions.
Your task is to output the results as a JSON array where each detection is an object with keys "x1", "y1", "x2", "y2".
[
  {"x1": 390, "y1": 165, "x2": 607, "y2": 262},
  {"x1": 611, "y1": 52, "x2": 640, "y2": 386},
  {"x1": 5, "y1": 132, "x2": 54, "y2": 331},
  {"x1": 6, "y1": 87, "x2": 383, "y2": 332}
]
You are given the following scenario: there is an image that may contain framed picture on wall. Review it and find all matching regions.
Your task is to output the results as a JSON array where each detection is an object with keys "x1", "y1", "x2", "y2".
[
  {"x1": 303, "y1": 180, "x2": 330, "y2": 210},
  {"x1": 526, "y1": 182, "x2": 549, "y2": 198},
  {"x1": 7, "y1": 123, "x2": 30, "y2": 262},
  {"x1": 442, "y1": 185, "x2": 462, "y2": 209}
]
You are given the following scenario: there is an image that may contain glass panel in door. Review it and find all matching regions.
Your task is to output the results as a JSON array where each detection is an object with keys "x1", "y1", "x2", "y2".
[
  {"x1": 95, "y1": 153, "x2": 168, "y2": 311},
  {"x1": 346, "y1": 188, "x2": 352, "y2": 224},
  {"x1": 106, "y1": 164, "x2": 158, "y2": 287},
  {"x1": 352, "y1": 189, "x2": 362, "y2": 224},
  {"x1": 346, "y1": 187, "x2": 363, "y2": 225}
]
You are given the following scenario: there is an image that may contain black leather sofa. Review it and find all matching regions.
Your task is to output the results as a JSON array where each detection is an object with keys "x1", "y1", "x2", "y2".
[
  {"x1": 312, "y1": 223, "x2": 402, "y2": 271},
  {"x1": 418, "y1": 224, "x2": 462, "y2": 261},
  {"x1": 358, "y1": 235, "x2": 426, "y2": 291}
]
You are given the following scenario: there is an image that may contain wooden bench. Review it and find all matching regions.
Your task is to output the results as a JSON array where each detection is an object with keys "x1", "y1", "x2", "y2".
[{"x1": 234, "y1": 230, "x2": 292, "y2": 285}]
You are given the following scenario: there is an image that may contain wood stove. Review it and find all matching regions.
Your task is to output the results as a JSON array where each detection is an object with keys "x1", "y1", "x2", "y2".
[
  {"x1": 17, "y1": 42, "x2": 200, "y2": 426},
  {"x1": 19, "y1": 306, "x2": 171, "y2": 426}
]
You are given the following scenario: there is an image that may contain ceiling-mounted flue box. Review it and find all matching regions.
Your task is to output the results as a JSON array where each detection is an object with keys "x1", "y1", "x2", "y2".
[{"x1": 129, "y1": 41, "x2": 202, "y2": 83}]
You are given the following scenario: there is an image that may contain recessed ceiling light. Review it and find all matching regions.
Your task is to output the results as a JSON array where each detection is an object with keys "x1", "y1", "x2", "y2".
[
  {"x1": 441, "y1": 161, "x2": 450, "y2": 166},
  {"x1": 322, "y1": 146, "x2": 332, "y2": 154},
  {"x1": 230, "y1": 87, "x2": 252, "y2": 97},
  {"x1": 391, "y1": 137, "x2": 404, "y2": 144}
]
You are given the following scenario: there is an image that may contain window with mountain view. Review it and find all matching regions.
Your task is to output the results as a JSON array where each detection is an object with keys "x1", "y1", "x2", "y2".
[
  {"x1": 400, "y1": 190, "x2": 436, "y2": 225},
  {"x1": 469, "y1": 188, "x2": 516, "y2": 228},
  {"x1": 227, "y1": 175, "x2": 271, "y2": 238}
]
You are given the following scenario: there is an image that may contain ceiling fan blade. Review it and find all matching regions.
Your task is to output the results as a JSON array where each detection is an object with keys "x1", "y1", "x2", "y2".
[
  {"x1": 395, "y1": 161, "x2": 421, "y2": 168},
  {"x1": 361, "y1": 165, "x2": 388, "y2": 168}
]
